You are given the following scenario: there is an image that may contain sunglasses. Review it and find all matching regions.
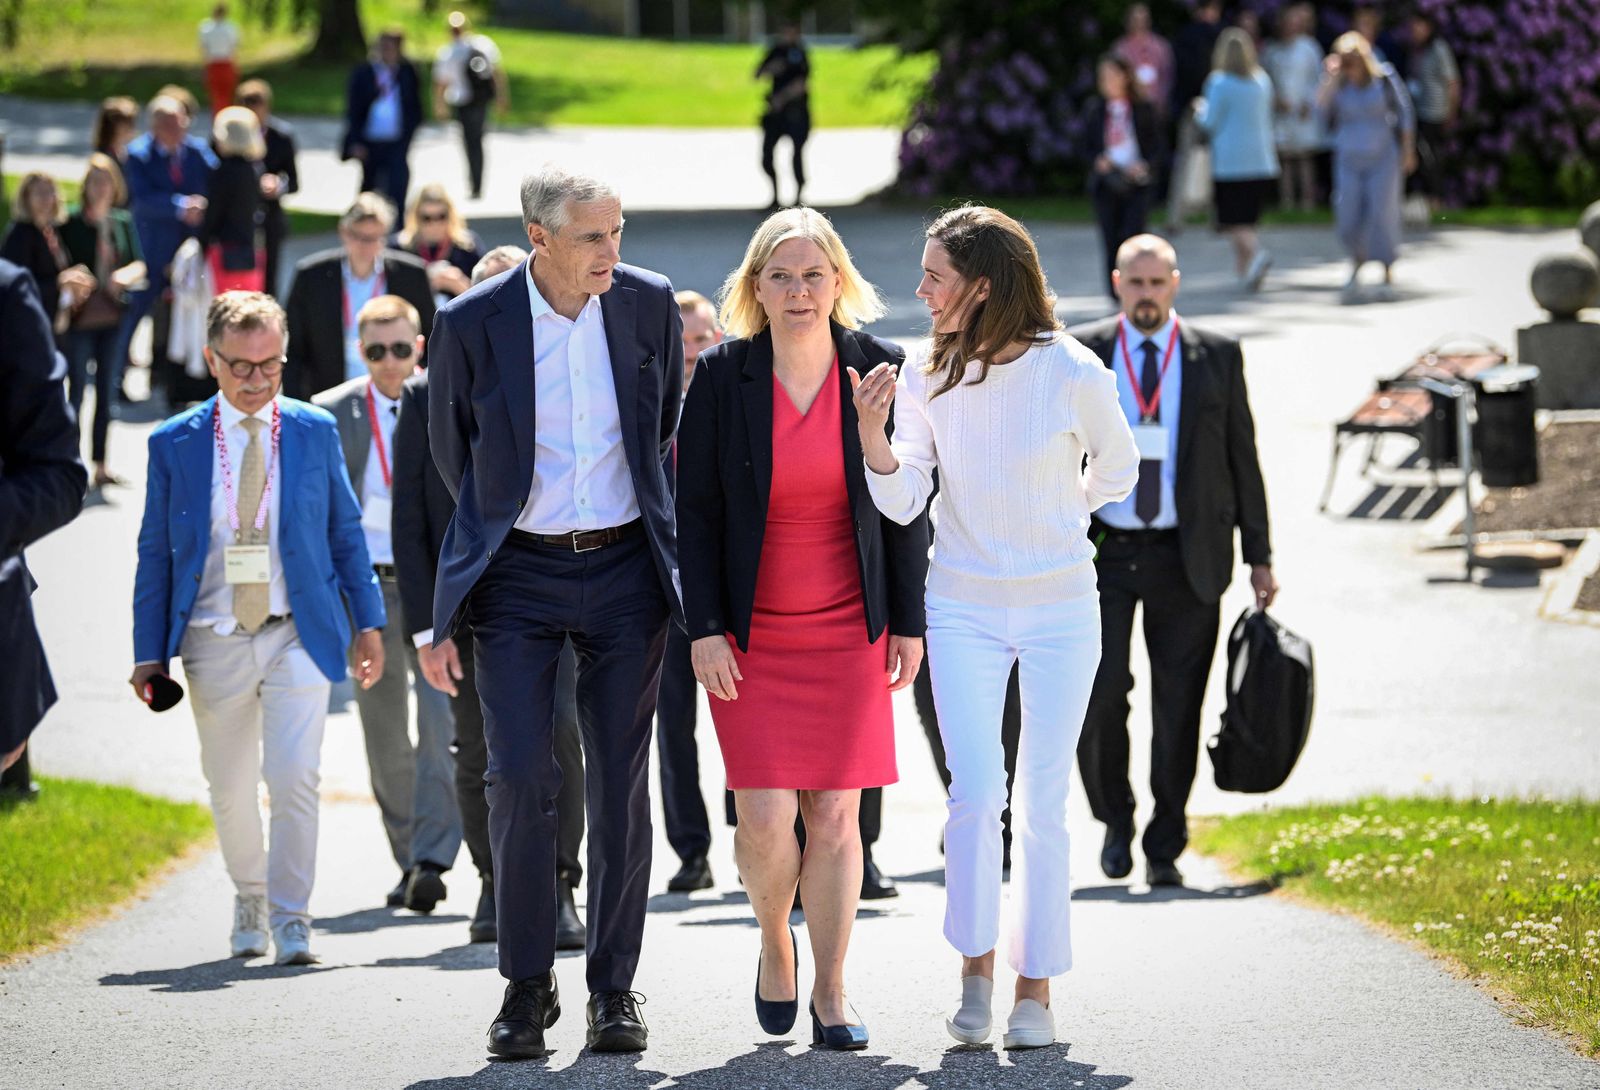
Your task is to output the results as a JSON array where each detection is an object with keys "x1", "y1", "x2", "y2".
[
  {"x1": 363, "y1": 341, "x2": 416, "y2": 362},
  {"x1": 417, "y1": 210, "x2": 448, "y2": 223}
]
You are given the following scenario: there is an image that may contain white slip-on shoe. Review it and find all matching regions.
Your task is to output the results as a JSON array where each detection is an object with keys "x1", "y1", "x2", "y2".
[
  {"x1": 1246, "y1": 248, "x2": 1273, "y2": 291},
  {"x1": 230, "y1": 894, "x2": 268, "y2": 958},
  {"x1": 1002, "y1": 998, "x2": 1055, "y2": 1050},
  {"x1": 272, "y1": 919, "x2": 318, "y2": 966},
  {"x1": 944, "y1": 975, "x2": 994, "y2": 1045}
]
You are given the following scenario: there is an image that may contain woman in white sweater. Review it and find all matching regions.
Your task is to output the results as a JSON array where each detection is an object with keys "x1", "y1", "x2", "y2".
[{"x1": 849, "y1": 206, "x2": 1139, "y2": 1049}]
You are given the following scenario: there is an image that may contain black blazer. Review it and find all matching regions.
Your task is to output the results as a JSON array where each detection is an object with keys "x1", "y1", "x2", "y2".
[
  {"x1": 342, "y1": 61, "x2": 424, "y2": 158},
  {"x1": 200, "y1": 156, "x2": 262, "y2": 261},
  {"x1": 261, "y1": 118, "x2": 299, "y2": 228},
  {"x1": 391, "y1": 370, "x2": 457, "y2": 642},
  {"x1": 0, "y1": 223, "x2": 64, "y2": 330},
  {"x1": 1081, "y1": 96, "x2": 1169, "y2": 193},
  {"x1": 677, "y1": 323, "x2": 930, "y2": 652},
  {"x1": 283, "y1": 247, "x2": 436, "y2": 400},
  {"x1": 1070, "y1": 316, "x2": 1271, "y2": 604},
  {"x1": 0, "y1": 261, "x2": 86, "y2": 752}
]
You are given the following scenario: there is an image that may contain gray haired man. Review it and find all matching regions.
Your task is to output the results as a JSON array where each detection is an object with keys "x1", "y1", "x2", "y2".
[{"x1": 428, "y1": 167, "x2": 684, "y2": 1058}]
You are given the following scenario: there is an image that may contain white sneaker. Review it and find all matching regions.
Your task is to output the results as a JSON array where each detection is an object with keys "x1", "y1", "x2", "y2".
[
  {"x1": 945, "y1": 975, "x2": 994, "y2": 1045},
  {"x1": 1372, "y1": 282, "x2": 1398, "y2": 303},
  {"x1": 230, "y1": 894, "x2": 268, "y2": 958},
  {"x1": 1002, "y1": 998, "x2": 1055, "y2": 1050},
  {"x1": 272, "y1": 919, "x2": 318, "y2": 966},
  {"x1": 1245, "y1": 248, "x2": 1273, "y2": 291}
]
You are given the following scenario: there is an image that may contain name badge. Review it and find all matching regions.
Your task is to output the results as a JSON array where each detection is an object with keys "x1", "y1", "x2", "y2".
[
  {"x1": 1133, "y1": 424, "x2": 1169, "y2": 461},
  {"x1": 224, "y1": 544, "x2": 272, "y2": 585},
  {"x1": 361, "y1": 494, "x2": 392, "y2": 535}
]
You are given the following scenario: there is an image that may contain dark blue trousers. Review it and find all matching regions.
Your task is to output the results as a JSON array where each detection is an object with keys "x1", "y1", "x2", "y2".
[
  {"x1": 469, "y1": 532, "x2": 668, "y2": 991},
  {"x1": 654, "y1": 626, "x2": 711, "y2": 863},
  {"x1": 358, "y1": 139, "x2": 411, "y2": 214}
]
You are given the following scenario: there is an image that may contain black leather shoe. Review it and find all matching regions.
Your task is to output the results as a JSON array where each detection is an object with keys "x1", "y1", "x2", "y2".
[
  {"x1": 405, "y1": 862, "x2": 448, "y2": 913},
  {"x1": 755, "y1": 927, "x2": 798, "y2": 1035},
  {"x1": 860, "y1": 856, "x2": 898, "y2": 900},
  {"x1": 1101, "y1": 825, "x2": 1134, "y2": 880},
  {"x1": 1147, "y1": 859, "x2": 1185, "y2": 887},
  {"x1": 810, "y1": 1000, "x2": 869, "y2": 1050},
  {"x1": 386, "y1": 870, "x2": 410, "y2": 908},
  {"x1": 555, "y1": 882, "x2": 586, "y2": 951},
  {"x1": 586, "y1": 990, "x2": 648, "y2": 1052},
  {"x1": 667, "y1": 854, "x2": 714, "y2": 892},
  {"x1": 469, "y1": 878, "x2": 496, "y2": 944},
  {"x1": 487, "y1": 973, "x2": 560, "y2": 1060}
]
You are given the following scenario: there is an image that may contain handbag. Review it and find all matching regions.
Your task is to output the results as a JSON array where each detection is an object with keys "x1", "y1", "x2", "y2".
[{"x1": 1206, "y1": 608, "x2": 1315, "y2": 793}]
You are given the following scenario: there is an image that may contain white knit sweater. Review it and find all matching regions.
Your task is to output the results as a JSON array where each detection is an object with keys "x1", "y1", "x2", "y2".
[{"x1": 866, "y1": 332, "x2": 1141, "y2": 606}]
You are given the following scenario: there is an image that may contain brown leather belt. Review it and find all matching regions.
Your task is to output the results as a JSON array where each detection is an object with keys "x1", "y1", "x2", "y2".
[{"x1": 510, "y1": 519, "x2": 643, "y2": 553}]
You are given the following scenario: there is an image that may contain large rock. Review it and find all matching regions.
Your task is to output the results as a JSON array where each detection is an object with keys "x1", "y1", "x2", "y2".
[{"x1": 1530, "y1": 250, "x2": 1600, "y2": 319}]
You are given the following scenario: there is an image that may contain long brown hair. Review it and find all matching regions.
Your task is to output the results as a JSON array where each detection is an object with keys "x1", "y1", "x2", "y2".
[{"x1": 923, "y1": 205, "x2": 1059, "y2": 398}]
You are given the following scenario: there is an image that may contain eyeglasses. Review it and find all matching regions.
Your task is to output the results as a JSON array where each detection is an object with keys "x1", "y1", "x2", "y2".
[
  {"x1": 363, "y1": 341, "x2": 416, "y2": 362},
  {"x1": 212, "y1": 352, "x2": 285, "y2": 379},
  {"x1": 417, "y1": 210, "x2": 448, "y2": 223}
]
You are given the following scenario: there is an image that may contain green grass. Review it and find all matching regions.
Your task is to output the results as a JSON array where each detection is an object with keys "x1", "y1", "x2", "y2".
[
  {"x1": 0, "y1": 0, "x2": 930, "y2": 128},
  {"x1": 0, "y1": 775, "x2": 213, "y2": 960},
  {"x1": 1194, "y1": 796, "x2": 1600, "y2": 1056}
]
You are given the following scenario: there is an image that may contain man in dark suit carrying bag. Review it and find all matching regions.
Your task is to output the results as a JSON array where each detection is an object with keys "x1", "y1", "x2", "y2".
[
  {"x1": 429, "y1": 166, "x2": 683, "y2": 1059},
  {"x1": 1071, "y1": 234, "x2": 1277, "y2": 888}
]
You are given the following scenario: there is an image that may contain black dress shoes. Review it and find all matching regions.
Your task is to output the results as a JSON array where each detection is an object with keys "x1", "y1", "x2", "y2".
[
  {"x1": 667, "y1": 854, "x2": 714, "y2": 892},
  {"x1": 586, "y1": 990, "x2": 648, "y2": 1052},
  {"x1": 386, "y1": 870, "x2": 410, "y2": 908},
  {"x1": 1100, "y1": 825, "x2": 1134, "y2": 880},
  {"x1": 470, "y1": 878, "x2": 497, "y2": 944},
  {"x1": 556, "y1": 881, "x2": 587, "y2": 951},
  {"x1": 860, "y1": 856, "x2": 898, "y2": 900},
  {"x1": 488, "y1": 972, "x2": 561, "y2": 1060},
  {"x1": 1147, "y1": 859, "x2": 1185, "y2": 887},
  {"x1": 405, "y1": 861, "x2": 448, "y2": 913}
]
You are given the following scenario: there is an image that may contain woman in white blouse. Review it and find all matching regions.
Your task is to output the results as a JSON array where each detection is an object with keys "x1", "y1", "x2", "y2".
[{"x1": 849, "y1": 206, "x2": 1139, "y2": 1050}]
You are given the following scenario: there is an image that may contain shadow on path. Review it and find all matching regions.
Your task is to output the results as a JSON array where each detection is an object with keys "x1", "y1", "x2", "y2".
[
  {"x1": 99, "y1": 957, "x2": 342, "y2": 993},
  {"x1": 369, "y1": 943, "x2": 500, "y2": 973},
  {"x1": 1072, "y1": 881, "x2": 1275, "y2": 903},
  {"x1": 315, "y1": 907, "x2": 468, "y2": 935}
]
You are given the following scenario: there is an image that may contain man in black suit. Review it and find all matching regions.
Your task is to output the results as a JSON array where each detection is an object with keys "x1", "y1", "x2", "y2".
[
  {"x1": 1071, "y1": 234, "x2": 1276, "y2": 888},
  {"x1": 284, "y1": 192, "x2": 435, "y2": 400},
  {"x1": 429, "y1": 166, "x2": 683, "y2": 1058},
  {"x1": 341, "y1": 29, "x2": 424, "y2": 212},
  {"x1": 237, "y1": 79, "x2": 299, "y2": 299},
  {"x1": 391, "y1": 244, "x2": 589, "y2": 952},
  {"x1": 0, "y1": 261, "x2": 87, "y2": 785}
]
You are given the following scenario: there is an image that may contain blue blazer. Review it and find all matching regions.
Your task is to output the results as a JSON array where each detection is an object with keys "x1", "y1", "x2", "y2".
[
  {"x1": 133, "y1": 396, "x2": 386, "y2": 682},
  {"x1": 427, "y1": 261, "x2": 685, "y2": 641},
  {"x1": 124, "y1": 133, "x2": 218, "y2": 276}
]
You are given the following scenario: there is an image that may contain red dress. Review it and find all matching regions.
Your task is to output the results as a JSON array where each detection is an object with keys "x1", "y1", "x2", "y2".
[{"x1": 710, "y1": 359, "x2": 897, "y2": 790}]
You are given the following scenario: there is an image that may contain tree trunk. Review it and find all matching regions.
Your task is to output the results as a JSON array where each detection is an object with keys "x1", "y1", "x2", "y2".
[{"x1": 307, "y1": 0, "x2": 367, "y2": 62}]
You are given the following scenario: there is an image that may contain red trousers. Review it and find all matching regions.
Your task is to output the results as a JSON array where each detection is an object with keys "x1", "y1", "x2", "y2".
[{"x1": 205, "y1": 61, "x2": 238, "y2": 114}]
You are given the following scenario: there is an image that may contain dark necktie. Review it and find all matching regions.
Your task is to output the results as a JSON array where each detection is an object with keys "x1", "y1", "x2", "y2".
[{"x1": 1135, "y1": 339, "x2": 1162, "y2": 525}]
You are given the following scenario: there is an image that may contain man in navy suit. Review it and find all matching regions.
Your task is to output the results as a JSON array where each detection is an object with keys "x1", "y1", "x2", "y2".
[
  {"x1": 429, "y1": 166, "x2": 683, "y2": 1058},
  {"x1": 131, "y1": 291, "x2": 387, "y2": 966},
  {"x1": 342, "y1": 29, "x2": 424, "y2": 213}
]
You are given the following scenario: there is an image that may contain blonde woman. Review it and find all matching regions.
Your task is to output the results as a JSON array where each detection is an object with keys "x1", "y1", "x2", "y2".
[
  {"x1": 396, "y1": 182, "x2": 483, "y2": 300},
  {"x1": 850, "y1": 206, "x2": 1139, "y2": 1050},
  {"x1": 1196, "y1": 27, "x2": 1280, "y2": 289},
  {"x1": 202, "y1": 106, "x2": 265, "y2": 293},
  {"x1": 676, "y1": 208, "x2": 929, "y2": 1049}
]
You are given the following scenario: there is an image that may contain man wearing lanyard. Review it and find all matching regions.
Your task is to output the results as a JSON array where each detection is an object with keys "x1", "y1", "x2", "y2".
[
  {"x1": 284, "y1": 193, "x2": 434, "y2": 400},
  {"x1": 342, "y1": 30, "x2": 423, "y2": 214},
  {"x1": 1069, "y1": 234, "x2": 1277, "y2": 888},
  {"x1": 131, "y1": 291, "x2": 385, "y2": 966},
  {"x1": 315, "y1": 295, "x2": 462, "y2": 913}
]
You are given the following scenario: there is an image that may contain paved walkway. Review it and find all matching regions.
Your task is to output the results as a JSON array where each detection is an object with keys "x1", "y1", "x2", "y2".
[{"x1": 4, "y1": 196, "x2": 1599, "y2": 1085}]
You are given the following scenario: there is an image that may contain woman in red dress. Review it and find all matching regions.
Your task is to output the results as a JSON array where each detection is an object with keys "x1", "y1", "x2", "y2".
[{"x1": 676, "y1": 208, "x2": 929, "y2": 1049}]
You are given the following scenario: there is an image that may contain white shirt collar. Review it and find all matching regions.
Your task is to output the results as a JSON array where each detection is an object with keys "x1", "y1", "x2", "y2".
[
  {"x1": 526, "y1": 261, "x2": 600, "y2": 324},
  {"x1": 369, "y1": 383, "x2": 401, "y2": 412},
  {"x1": 217, "y1": 394, "x2": 277, "y2": 431}
]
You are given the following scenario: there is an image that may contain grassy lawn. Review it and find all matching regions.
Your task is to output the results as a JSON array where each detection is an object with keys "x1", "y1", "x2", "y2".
[
  {"x1": 0, "y1": 0, "x2": 930, "y2": 128},
  {"x1": 1, "y1": 775, "x2": 213, "y2": 960},
  {"x1": 1194, "y1": 796, "x2": 1600, "y2": 1056}
]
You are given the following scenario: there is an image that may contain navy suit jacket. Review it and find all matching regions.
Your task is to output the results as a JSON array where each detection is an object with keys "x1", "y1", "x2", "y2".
[
  {"x1": 0, "y1": 262, "x2": 86, "y2": 752},
  {"x1": 427, "y1": 261, "x2": 685, "y2": 641},
  {"x1": 342, "y1": 61, "x2": 424, "y2": 158},
  {"x1": 124, "y1": 133, "x2": 218, "y2": 278},
  {"x1": 132, "y1": 396, "x2": 386, "y2": 682}
]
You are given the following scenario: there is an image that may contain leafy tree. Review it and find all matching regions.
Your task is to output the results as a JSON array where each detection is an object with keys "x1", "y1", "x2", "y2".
[{"x1": 248, "y1": 0, "x2": 367, "y2": 63}]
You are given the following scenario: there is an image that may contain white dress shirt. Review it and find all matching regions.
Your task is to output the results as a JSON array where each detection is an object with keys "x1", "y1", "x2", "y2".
[
  {"x1": 198, "y1": 18, "x2": 239, "y2": 61},
  {"x1": 360, "y1": 383, "x2": 401, "y2": 566},
  {"x1": 192, "y1": 396, "x2": 289, "y2": 633},
  {"x1": 1097, "y1": 314, "x2": 1183, "y2": 530},
  {"x1": 515, "y1": 263, "x2": 640, "y2": 534},
  {"x1": 363, "y1": 64, "x2": 404, "y2": 142},
  {"x1": 342, "y1": 260, "x2": 383, "y2": 382}
]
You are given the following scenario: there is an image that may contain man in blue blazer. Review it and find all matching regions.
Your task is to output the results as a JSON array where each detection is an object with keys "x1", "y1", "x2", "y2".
[
  {"x1": 429, "y1": 166, "x2": 683, "y2": 1059},
  {"x1": 131, "y1": 292, "x2": 387, "y2": 967}
]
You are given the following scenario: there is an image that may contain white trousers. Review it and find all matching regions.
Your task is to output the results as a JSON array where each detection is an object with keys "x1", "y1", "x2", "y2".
[
  {"x1": 180, "y1": 621, "x2": 330, "y2": 928},
  {"x1": 926, "y1": 589, "x2": 1102, "y2": 978}
]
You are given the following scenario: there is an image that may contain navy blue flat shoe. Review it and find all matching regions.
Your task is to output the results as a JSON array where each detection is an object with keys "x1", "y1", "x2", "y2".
[
  {"x1": 810, "y1": 1000, "x2": 869, "y2": 1050},
  {"x1": 755, "y1": 926, "x2": 798, "y2": 1035}
]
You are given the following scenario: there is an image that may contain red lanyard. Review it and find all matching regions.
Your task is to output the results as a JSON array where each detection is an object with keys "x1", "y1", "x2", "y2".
[
  {"x1": 417, "y1": 241, "x2": 447, "y2": 265},
  {"x1": 365, "y1": 383, "x2": 392, "y2": 489},
  {"x1": 1117, "y1": 315, "x2": 1180, "y2": 422},
  {"x1": 214, "y1": 401, "x2": 281, "y2": 537},
  {"x1": 342, "y1": 267, "x2": 386, "y2": 333}
]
